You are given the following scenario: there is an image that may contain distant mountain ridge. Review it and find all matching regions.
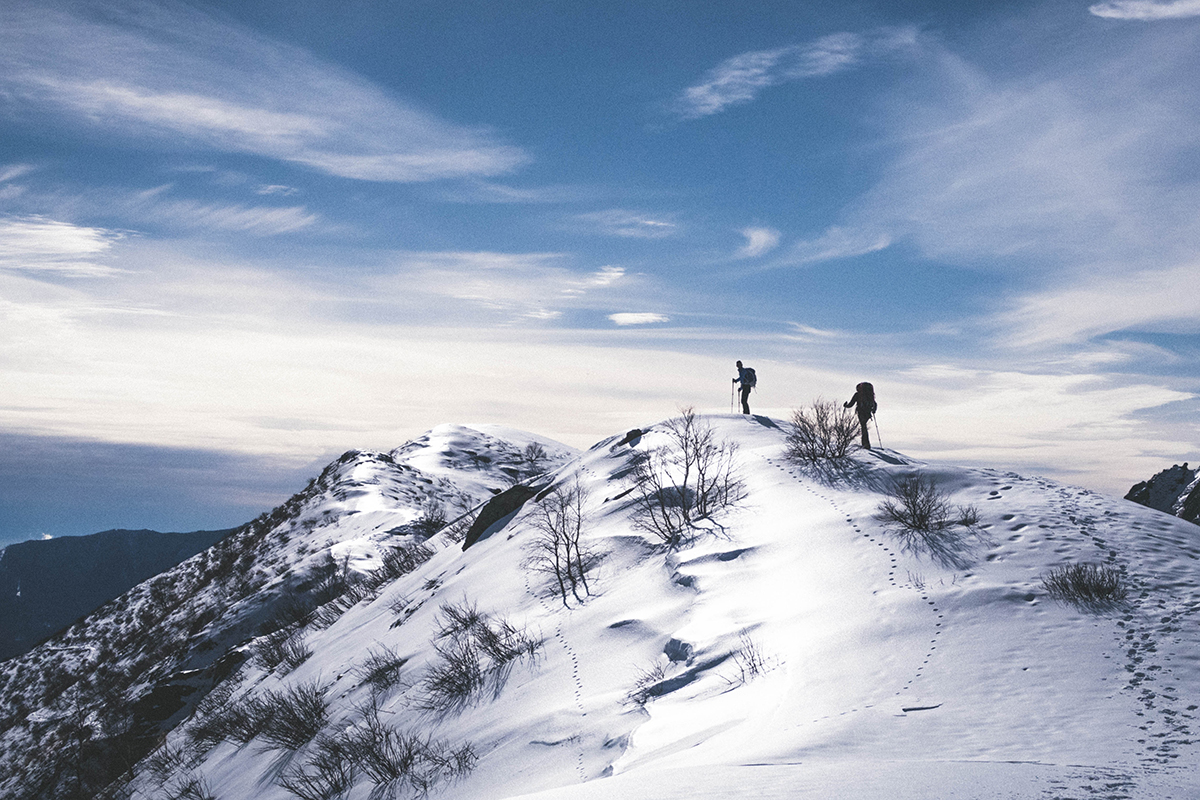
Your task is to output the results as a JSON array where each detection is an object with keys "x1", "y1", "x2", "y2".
[
  {"x1": 1125, "y1": 462, "x2": 1200, "y2": 524},
  {"x1": 0, "y1": 528, "x2": 232, "y2": 661}
]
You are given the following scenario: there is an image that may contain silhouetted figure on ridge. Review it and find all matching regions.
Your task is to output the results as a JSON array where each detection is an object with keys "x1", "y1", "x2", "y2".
[
  {"x1": 733, "y1": 360, "x2": 756, "y2": 415},
  {"x1": 844, "y1": 382, "x2": 877, "y2": 449}
]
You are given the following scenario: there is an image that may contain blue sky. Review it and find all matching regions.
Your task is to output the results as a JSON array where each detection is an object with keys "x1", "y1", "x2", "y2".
[{"x1": 2, "y1": 0, "x2": 1199, "y2": 546}]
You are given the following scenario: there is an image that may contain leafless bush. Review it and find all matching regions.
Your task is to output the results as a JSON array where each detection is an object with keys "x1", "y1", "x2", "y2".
[
  {"x1": 253, "y1": 631, "x2": 312, "y2": 674},
  {"x1": 727, "y1": 633, "x2": 774, "y2": 685},
  {"x1": 354, "y1": 646, "x2": 409, "y2": 693},
  {"x1": 524, "y1": 478, "x2": 603, "y2": 607},
  {"x1": 278, "y1": 732, "x2": 357, "y2": 800},
  {"x1": 379, "y1": 543, "x2": 435, "y2": 582},
  {"x1": 785, "y1": 399, "x2": 859, "y2": 463},
  {"x1": 416, "y1": 601, "x2": 541, "y2": 715},
  {"x1": 348, "y1": 702, "x2": 477, "y2": 799},
  {"x1": 876, "y1": 474, "x2": 983, "y2": 568},
  {"x1": 278, "y1": 702, "x2": 476, "y2": 800},
  {"x1": 139, "y1": 741, "x2": 191, "y2": 790},
  {"x1": 1043, "y1": 563, "x2": 1128, "y2": 609},
  {"x1": 626, "y1": 661, "x2": 668, "y2": 708},
  {"x1": 198, "y1": 693, "x2": 274, "y2": 746},
  {"x1": 167, "y1": 774, "x2": 217, "y2": 800},
  {"x1": 629, "y1": 408, "x2": 746, "y2": 548},
  {"x1": 411, "y1": 499, "x2": 448, "y2": 538},
  {"x1": 258, "y1": 680, "x2": 331, "y2": 752},
  {"x1": 185, "y1": 678, "x2": 247, "y2": 753}
]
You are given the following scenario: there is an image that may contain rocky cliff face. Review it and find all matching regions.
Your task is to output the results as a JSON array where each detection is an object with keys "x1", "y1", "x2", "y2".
[{"x1": 1125, "y1": 462, "x2": 1200, "y2": 524}]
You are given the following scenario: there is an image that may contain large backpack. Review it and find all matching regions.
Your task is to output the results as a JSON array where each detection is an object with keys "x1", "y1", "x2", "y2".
[
  {"x1": 744, "y1": 367, "x2": 757, "y2": 389},
  {"x1": 856, "y1": 382, "x2": 876, "y2": 414}
]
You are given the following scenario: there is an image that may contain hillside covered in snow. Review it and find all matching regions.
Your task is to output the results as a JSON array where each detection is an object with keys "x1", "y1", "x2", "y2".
[{"x1": 2, "y1": 414, "x2": 1198, "y2": 800}]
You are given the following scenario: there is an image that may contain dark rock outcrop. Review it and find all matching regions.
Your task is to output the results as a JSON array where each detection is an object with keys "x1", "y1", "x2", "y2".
[{"x1": 1125, "y1": 463, "x2": 1200, "y2": 525}]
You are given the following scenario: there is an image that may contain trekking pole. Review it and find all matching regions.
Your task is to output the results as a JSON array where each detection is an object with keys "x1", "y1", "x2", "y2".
[
  {"x1": 730, "y1": 381, "x2": 736, "y2": 413},
  {"x1": 873, "y1": 413, "x2": 883, "y2": 449}
]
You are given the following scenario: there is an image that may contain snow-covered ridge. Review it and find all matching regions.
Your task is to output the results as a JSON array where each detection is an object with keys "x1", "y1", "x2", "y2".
[
  {"x1": 0, "y1": 424, "x2": 573, "y2": 800},
  {"x1": 3, "y1": 415, "x2": 1199, "y2": 800}
]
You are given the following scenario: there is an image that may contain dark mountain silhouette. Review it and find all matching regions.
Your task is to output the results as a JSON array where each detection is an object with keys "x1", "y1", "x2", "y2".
[{"x1": 0, "y1": 528, "x2": 231, "y2": 661}]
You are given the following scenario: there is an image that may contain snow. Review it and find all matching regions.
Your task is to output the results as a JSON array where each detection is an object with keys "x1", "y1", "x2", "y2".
[{"x1": 114, "y1": 414, "x2": 1200, "y2": 799}]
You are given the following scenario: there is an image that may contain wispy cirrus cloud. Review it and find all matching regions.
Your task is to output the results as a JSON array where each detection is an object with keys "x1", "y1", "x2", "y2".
[
  {"x1": 0, "y1": 164, "x2": 37, "y2": 183},
  {"x1": 0, "y1": 216, "x2": 124, "y2": 277},
  {"x1": 1089, "y1": 0, "x2": 1200, "y2": 19},
  {"x1": 999, "y1": 262, "x2": 1200, "y2": 347},
  {"x1": 764, "y1": 226, "x2": 890, "y2": 268},
  {"x1": 135, "y1": 198, "x2": 320, "y2": 236},
  {"x1": 676, "y1": 27, "x2": 918, "y2": 119},
  {"x1": 0, "y1": 0, "x2": 526, "y2": 182},
  {"x1": 372, "y1": 252, "x2": 639, "y2": 324},
  {"x1": 572, "y1": 209, "x2": 678, "y2": 238}
]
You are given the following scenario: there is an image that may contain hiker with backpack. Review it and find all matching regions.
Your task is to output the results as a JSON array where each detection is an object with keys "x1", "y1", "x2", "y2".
[
  {"x1": 733, "y1": 361, "x2": 756, "y2": 415},
  {"x1": 844, "y1": 382, "x2": 877, "y2": 449}
]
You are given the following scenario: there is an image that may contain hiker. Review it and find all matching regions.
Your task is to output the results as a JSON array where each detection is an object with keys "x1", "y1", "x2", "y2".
[
  {"x1": 844, "y1": 382, "x2": 877, "y2": 449},
  {"x1": 733, "y1": 360, "x2": 756, "y2": 415}
]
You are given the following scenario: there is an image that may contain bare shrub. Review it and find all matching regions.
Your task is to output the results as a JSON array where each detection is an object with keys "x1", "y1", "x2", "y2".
[
  {"x1": 167, "y1": 774, "x2": 217, "y2": 800},
  {"x1": 785, "y1": 399, "x2": 859, "y2": 463},
  {"x1": 254, "y1": 631, "x2": 312, "y2": 674},
  {"x1": 278, "y1": 702, "x2": 476, "y2": 800},
  {"x1": 348, "y1": 702, "x2": 477, "y2": 798},
  {"x1": 201, "y1": 693, "x2": 274, "y2": 746},
  {"x1": 412, "y1": 499, "x2": 448, "y2": 538},
  {"x1": 727, "y1": 633, "x2": 774, "y2": 686},
  {"x1": 417, "y1": 601, "x2": 541, "y2": 715},
  {"x1": 876, "y1": 474, "x2": 983, "y2": 568},
  {"x1": 626, "y1": 661, "x2": 668, "y2": 708},
  {"x1": 629, "y1": 408, "x2": 746, "y2": 548},
  {"x1": 185, "y1": 677, "x2": 248, "y2": 752},
  {"x1": 258, "y1": 680, "x2": 330, "y2": 752},
  {"x1": 1043, "y1": 563, "x2": 1128, "y2": 609},
  {"x1": 524, "y1": 478, "x2": 603, "y2": 607},
  {"x1": 379, "y1": 542, "x2": 435, "y2": 582},
  {"x1": 278, "y1": 732, "x2": 357, "y2": 800},
  {"x1": 354, "y1": 646, "x2": 409, "y2": 693}
]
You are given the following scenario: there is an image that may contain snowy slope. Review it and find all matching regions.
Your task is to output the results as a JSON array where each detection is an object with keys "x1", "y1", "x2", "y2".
[
  {"x1": 0, "y1": 424, "x2": 575, "y2": 800},
  {"x1": 128, "y1": 414, "x2": 1200, "y2": 800}
]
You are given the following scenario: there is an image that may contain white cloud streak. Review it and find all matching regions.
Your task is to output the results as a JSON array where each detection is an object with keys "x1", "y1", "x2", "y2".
[
  {"x1": 0, "y1": 164, "x2": 37, "y2": 183},
  {"x1": 138, "y1": 199, "x2": 319, "y2": 236},
  {"x1": 676, "y1": 27, "x2": 918, "y2": 119},
  {"x1": 370, "y1": 253, "x2": 639, "y2": 324},
  {"x1": 1090, "y1": 0, "x2": 1200, "y2": 19},
  {"x1": 573, "y1": 209, "x2": 678, "y2": 238},
  {"x1": 762, "y1": 226, "x2": 890, "y2": 268},
  {"x1": 0, "y1": 216, "x2": 124, "y2": 277},
  {"x1": 609, "y1": 313, "x2": 669, "y2": 326},
  {"x1": 0, "y1": 0, "x2": 526, "y2": 182},
  {"x1": 1000, "y1": 262, "x2": 1200, "y2": 347}
]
